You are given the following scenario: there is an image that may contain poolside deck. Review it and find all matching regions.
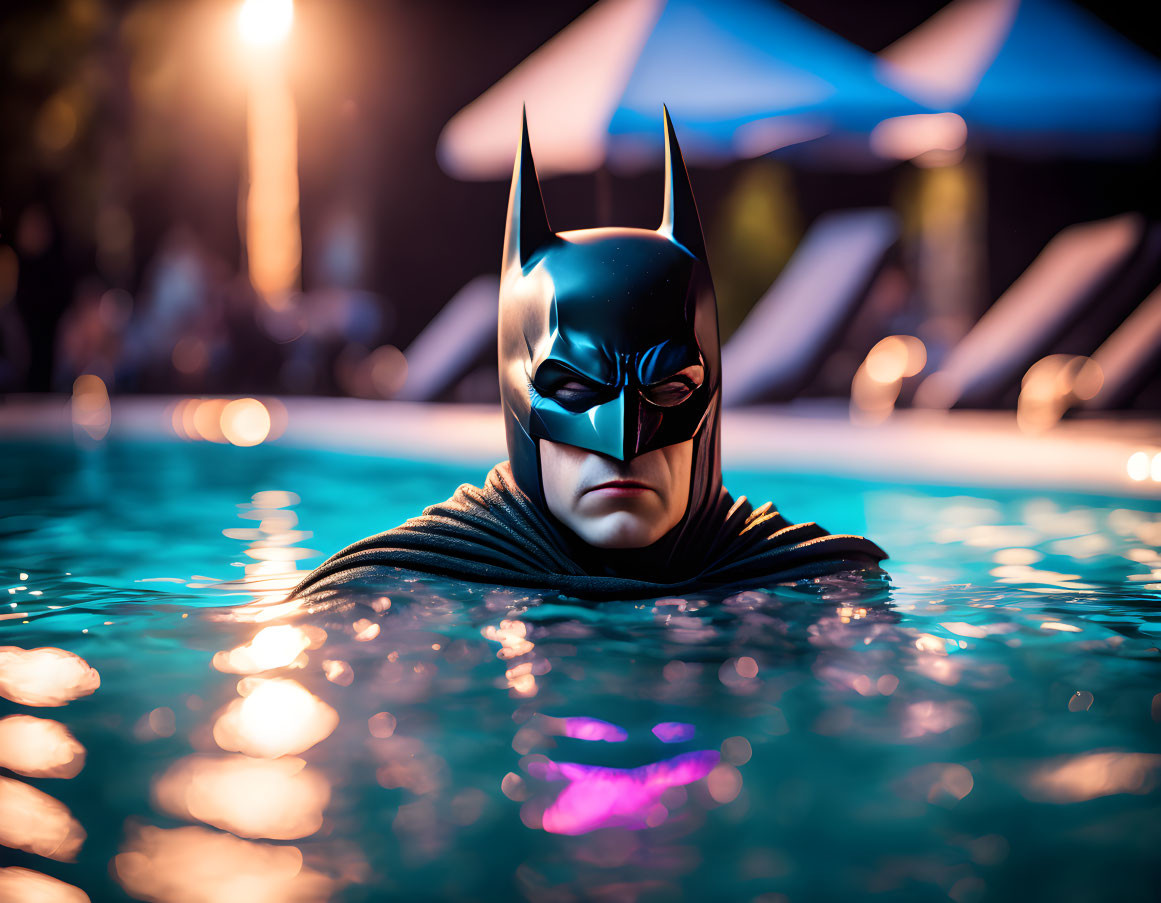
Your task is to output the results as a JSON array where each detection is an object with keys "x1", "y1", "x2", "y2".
[{"x1": 2, "y1": 396, "x2": 1159, "y2": 499}]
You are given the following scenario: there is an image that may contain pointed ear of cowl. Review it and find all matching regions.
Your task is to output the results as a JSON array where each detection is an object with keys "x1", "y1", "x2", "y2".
[
  {"x1": 502, "y1": 107, "x2": 554, "y2": 274},
  {"x1": 657, "y1": 105, "x2": 706, "y2": 261}
]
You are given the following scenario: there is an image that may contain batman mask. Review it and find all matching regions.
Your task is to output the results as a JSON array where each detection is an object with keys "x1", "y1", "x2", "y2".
[
  {"x1": 286, "y1": 112, "x2": 887, "y2": 602},
  {"x1": 498, "y1": 108, "x2": 722, "y2": 562}
]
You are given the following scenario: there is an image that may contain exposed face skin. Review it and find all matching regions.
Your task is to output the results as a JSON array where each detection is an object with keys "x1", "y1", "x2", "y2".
[{"x1": 540, "y1": 439, "x2": 693, "y2": 549}]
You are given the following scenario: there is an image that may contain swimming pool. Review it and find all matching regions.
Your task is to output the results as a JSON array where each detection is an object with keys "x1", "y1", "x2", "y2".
[{"x1": 2, "y1": 435, "x2": 1160, "y2": 902}]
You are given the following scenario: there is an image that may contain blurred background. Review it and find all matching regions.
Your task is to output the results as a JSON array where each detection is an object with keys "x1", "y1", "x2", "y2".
[{"x1": 1, "y1": 0, "x2": 1158, "y2": 429}]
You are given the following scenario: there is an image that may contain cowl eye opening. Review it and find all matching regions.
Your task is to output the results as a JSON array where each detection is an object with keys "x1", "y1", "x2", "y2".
[
  {"x1": 641, "y1": 363, "x2": 705, "y2": 408},
  {"x1": 532, "y1": 363, "x2": 615, "y2": 413}
]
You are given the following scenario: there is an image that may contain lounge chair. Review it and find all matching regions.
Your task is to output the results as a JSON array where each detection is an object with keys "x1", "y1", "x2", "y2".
[
  {"x1": 721, "y1": 208, "x2": 899, "y2": 406},
  {"x1": 914, "y1": 213, "x2": 1146, "y2": 410},
  {"x1": 395, "y1": 275, "x2": 500, "y2": 402},
  {"x1": 1082, "y1": 283, "x2": 1161, "y2": 411}
]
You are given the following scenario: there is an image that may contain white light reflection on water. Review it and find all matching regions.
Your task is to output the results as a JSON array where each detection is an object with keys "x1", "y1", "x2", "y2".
[
  {"x1": 0, "y1": 714, "x2": 86, "y2": 778},
  {"x1": 209, "y1": 490, "x2": 318, "y2": 622},
  {"x1": 212, "y1": 678, "x2": 338, "y2": 758},
  {"x1": 152, "y1": 754, "x2": 330, "y2": 840},
  {"x1": 0, "y1": 646, "x2": 100, "y2": 706},
  {"x1": 115, "y1": 824, "x2": 335, "y2": 903},
  {"x1": 1024, "y1": 752, "x2": 1161, "y2": 803},
  {"x1": 0, "y1": 867, "x2": 90, "y2": 902},
  {"x1": 212, "y1": 624, "x2": 325, "y2": 674},
  {"x1": 0, "y1": 775, "x2": 86, "y2": 861}
]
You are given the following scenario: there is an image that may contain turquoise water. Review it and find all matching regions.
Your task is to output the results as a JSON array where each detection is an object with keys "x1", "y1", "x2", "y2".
[{"x1": 1, "y1": 437, "x2": 1160, "y2": 902}]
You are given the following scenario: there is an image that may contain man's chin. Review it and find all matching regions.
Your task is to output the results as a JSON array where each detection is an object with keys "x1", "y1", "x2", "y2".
[{"x1": 577, "y1": 511, "x2": 666, "y2": 550}]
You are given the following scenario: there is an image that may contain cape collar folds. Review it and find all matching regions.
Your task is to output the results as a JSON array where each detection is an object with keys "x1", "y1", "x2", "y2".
[{"x1": 291, "y1": 463, "x2": 887, "y2": 602}]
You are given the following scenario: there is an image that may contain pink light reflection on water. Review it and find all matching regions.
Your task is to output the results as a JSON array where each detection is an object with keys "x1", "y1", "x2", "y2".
[
  {"x1": 526, "y1": 749, "x2": 720, "y2": 835},
  {"x1": 557, "y1": 716, "x2": 627, "y2": 742},
  {"x1": 651, "y1": 722, "x2": 696, "y2": 743}
]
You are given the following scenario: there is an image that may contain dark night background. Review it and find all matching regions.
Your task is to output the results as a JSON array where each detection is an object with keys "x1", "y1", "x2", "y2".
[{"x1": 1, "y1": 0, "x2": 1158, "y2": 395}]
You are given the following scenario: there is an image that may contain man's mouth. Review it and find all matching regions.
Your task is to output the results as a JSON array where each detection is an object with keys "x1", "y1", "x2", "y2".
[{"x1": 583, "y1": 480, "x2": 654, "y2": 497}]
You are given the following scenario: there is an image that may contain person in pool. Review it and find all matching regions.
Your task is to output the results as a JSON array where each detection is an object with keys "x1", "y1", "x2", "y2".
[{"x1": 292, "y1": 109, "x2": 886, "y2": 602}]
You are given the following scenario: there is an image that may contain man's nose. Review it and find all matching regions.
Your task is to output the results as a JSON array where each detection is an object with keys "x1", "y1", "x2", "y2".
[
  {"x1": 585, "y1": 390, "x2": 628, "y2": 461},
  {"x1": 590, "y1": 387, "x2": 664, "y2": 462}
]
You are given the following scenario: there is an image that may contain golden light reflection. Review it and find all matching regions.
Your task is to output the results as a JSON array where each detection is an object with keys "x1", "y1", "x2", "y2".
[
  {"x1": 901, "y1": 701, "x2": 970, "y2": 739},
  {"x1": 70, "y1": 374, "x2": 110, "y2": 440},
  {"x1": 215, "y1": 490, "x2": 317, "y2": 615},
  {"x1": 115, "y1": 824, "x2": 334, "y2": 903},
  {"x1": 1025, "y1": 752, "x2": 1161, "y2": 803},
  {"x1": 322, "y1": 660, "x2": 353, "y2": 686},
  {"x1": 940, "y1": 621, "x2": 1016, "y2": 639},
  {"x1": 238, "y1": 0, "x2": 293, "y2": 47},
  {"x1": 0, "y1": 646, "x2": 100, "y2": 707},
  {"x1": 371, "y1": 736, "x2": 444, "y2": 796},
  {"x1": 134, "y1": 707, "x2": 177, "y2": 742},
  {"x1": 719, "y1": 656, "x2": 761, "y2": 691},
  {"x1": 193, "y1": 398, "x2": 228, "y2": 443},
  {"x1": 221, "y1": 398, "x2": 272, "y2": 447},
  {"x1": 351, "y1": 619, "x2": 380, "y2": 642},
  {"x1": 706, "y1": 763, "x2": 743, "y2": 804},
  {"x1": 171, "y1": 398, "x2": 286, "y2": 445},
  {"x1": 930, "y1": 764, "x2": 973, "y2": 804},
  {"x1": 481, "y1": 620, "x2": 534, "y2": 659},
  {"x1": 0, "y1": 867, "x2": 89, "y2": 903},
  {"x1": 721, "y1": 736, "x2": 752, "y2": 766},
  {"x1": 911, "y1": 653, "x2": 963, "y2": 686},
  {"x1": 850, "y1": 335, "x2": 927, "y2": 425},
  {"x1": 1016, "y1": 354, "x2": 1103, "y2": 434},
  {"x1": 1039, "y1": 621, "x2": 1082, "y2": 633},
  {"x1": 242, "y1": 7, "x2": 300, "y2": 308},
  {"x1": 212, "y1": 625, "x2": 324, "y2": 675},
  {"x1": 213, "y1": 678, "x2": 338, "y2": 758},
  {"x1": 368, "y1": 712, "x2": 396, "y2": 739},
  {"x1": 1126, "y1": 450, "x2": 1157, "y2": 483},
  {"x1": 153, "y1": 754, "x2": 329, "y2": 840},
  {"x1": 990, "y1": 564, "x2": 1093, "y2": 591},
  {"x1": 914, "y1": 634, "x2": 949, "y2": 655},
  {"x1": 0, "y1": 775, "x2": 86, "y2": 861},
  {"x1": 993, "y1": 548, "x2": 1043, "y2": 566},
  {"x1": 0, "y1": 715, "x2": 86, "y2": 778},
  {"x1": 504, "y1": 662, "x2": 537, "y2": 698},
  {"x1": 896, "y1": 762, "x2": 974, "y2": 807}
]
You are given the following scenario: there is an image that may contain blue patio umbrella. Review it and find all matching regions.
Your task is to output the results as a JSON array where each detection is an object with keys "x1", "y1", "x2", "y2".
[
  {"x1": 438, "y1": 0, "x2": 931, "y2": 179},
  {"x1": 878, "y1": 0, "x2": 1161, "y2": 157},
  {"x1": 605, "y1": 0, "x2": 932, "y2": 166}
]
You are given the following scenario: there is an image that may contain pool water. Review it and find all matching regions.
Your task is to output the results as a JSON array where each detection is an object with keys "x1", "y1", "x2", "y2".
[{"x1": 1, "y1": 438, "x2": 1160, "y2": 902}]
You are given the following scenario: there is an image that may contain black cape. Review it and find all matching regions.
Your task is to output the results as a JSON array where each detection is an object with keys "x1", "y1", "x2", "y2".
[{"x1": 291, "y1": 463, "x2": 886, "y2": 602}]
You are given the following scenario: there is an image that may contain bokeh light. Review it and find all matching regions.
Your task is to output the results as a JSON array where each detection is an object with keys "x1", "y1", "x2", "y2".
[
  {"x1": 213, "y1": 677, "x2": 338, "y2": 758},
  {"x1": 0, "y1": 776, "x2": 86, "y2": 861},
  {"x1": 0, "y1": 715, "x2": 86, "y2": 779},
  {"x1": 0, "y1": 647, "x2": 101, "y2": 707},
  {"x1": 152, "y1": 754, "x2": 330, "y2": 840},
  {"x1": 237, "y1": 0, "x2": 294, "y2": 48},
  {"x1": 115, "y1": 824, "x2": 334, "y2": 903}
]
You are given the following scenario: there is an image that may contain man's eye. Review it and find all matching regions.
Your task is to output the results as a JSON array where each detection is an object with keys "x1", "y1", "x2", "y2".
[
  {"x1": 537, "y1": 376, "x2": 605, "y2": 411},
  {"x1": 553, "y1": 380, "x2": 598, "y2": 404},
  {"x1": 642, "y1": 364, "x2": 704, "y2": 408}
]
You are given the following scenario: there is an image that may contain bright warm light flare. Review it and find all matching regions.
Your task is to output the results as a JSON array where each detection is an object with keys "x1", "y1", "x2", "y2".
[
  {"x1": 213, "y1": 678, "x2": 338, "y2": 758},
  {"x1": 152, "y1": 754, "x2": 330, "y2": 840},
  {"x1": 238, "y1": 0, "x2": 293, "y2": 47},
  {"x1": 0, "y1": 647, "x2": 101, "y2": 707},
  {"x1": 0, "y1": 715, "x2": 86, "y2": 779},
  {"x1": 221, "y1": 398, "x2": 272, "y2": 447}
]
